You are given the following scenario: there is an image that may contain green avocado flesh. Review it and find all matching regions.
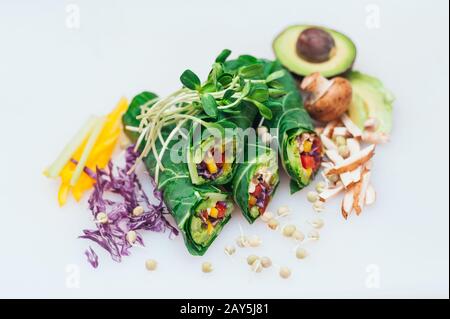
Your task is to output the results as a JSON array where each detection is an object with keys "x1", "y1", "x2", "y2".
[
  {"x1": 286, "y1": 130, "x2": 310, "y2": 186},
  {"x1": 347, "y1": 71, "x2": 394, "y2": 134},
  {"x1": 273, "y1": 25, "x2": 356, "y2": 78},
  {"x1": 190, "y1": 193, "x2": 233, "y2": 246}
]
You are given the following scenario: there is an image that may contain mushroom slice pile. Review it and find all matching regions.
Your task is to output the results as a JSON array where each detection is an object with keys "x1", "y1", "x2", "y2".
[{"x1": 316, "y1": 115, "x2": 378, "y2": 219}]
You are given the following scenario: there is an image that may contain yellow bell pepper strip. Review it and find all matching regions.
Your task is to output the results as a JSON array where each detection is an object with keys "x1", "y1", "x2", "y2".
[
  {"x1": 303, "y1": 140, "x2": 312, "y2": 153},
  {"x1": 49, "y1": 97, "x2": 129, "y2": 206},
  {"x1": 209, "y1": 207, "x2": 219, "y2": 219},
  {"x1": 70, "y1": 116, "x2": 106, "y2": 186}
]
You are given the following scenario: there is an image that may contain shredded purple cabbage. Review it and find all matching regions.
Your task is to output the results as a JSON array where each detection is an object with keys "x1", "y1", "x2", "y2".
[
  {"x1": 85, "y1": 246, "x2": 99, "y2": 268},
  {"x1": 79, "y1": 145, "x2": 178, "y2": 267},
  {"x1": 70, "y1": 158, "x2": 97, "y2": 179}
]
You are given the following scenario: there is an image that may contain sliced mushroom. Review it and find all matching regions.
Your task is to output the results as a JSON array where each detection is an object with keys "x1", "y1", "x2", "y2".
[
  {"x1": 357, "y1": 170, "x2": 372, "y2": 213},
  {"x1": 327, "y1": 145, "x2": 376, "y2": 175},
  {"x1": 362, "y1": 131, "x2": 390, "y2": 144},
  {"x1": 346, "y1": 138, "x2": 362, "y2": 183},
  {"x1": 325, "y1": 149, "x2": 354, "y2": 188},
  {"x1": 301, "y1": 73, "x2": 353, "y2": 122},
  {"x1": 352, "y1": 180, "x2": 363, "y2": 215},
  {"x1": 364, "y1": 118, "x2": 379, "y2": 131},
  {"x1": 323, "y1": 120, "x2": 339, "y2": 138},
  {"x1": 365, "y1": 184, "x2": 376, "y2": 205},
  {"x1": 319, "y1": 184, "x2": 345, "y2": 201},
  {"x1": 332, "y1": 127, "x2": 350, "y2": 138},
  {"x1": 321, "y1": 134, "x2": 338, "y2": 151},
  {"x1": 341, "y1": 113, "x2": 363, "y2": 138},
  {"x1": 341, "y1": 189, "x2": 354, "y2": 219}
]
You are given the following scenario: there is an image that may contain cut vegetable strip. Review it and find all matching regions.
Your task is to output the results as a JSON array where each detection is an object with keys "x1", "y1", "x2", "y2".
[
  {"x1": 45, "y1": 116, "x2": 98, "y2": 178},
  {"x1": 362, "y1": 131, "x2": 390, "y2": 144},
  {"x1": 365, "y1": 184, "x2": 376, "y2": 205},
  {"x1": 322, "y1": 120, "x2": 339, "y2": 138},
  {"x1": 320, "y1": 134, "x2": 338, "y2": 151},
  {"x1": 319, "y1": 183, "x2": 344, "y2": 201},
  {"x1": 341, "y1": 113, "x2": 362, "y2": 138},
  {"x1": 327, "y1": 144, "x2": 375, "y2": 175},
  {"x1": 357, "y1": 171, "x2": 371, "y2": 213},
  {"x1": 325, "y1": 149, "x2": 354, "y2": 187},
  {"x1": 70, "y1": 117, "x2": 106, "y2": 186},
  {"x1": 341, "y1": 188, "x2": 354, "y2": 219},
  {"x1": 347, "y1": 138, "x2": 362, "y2": 183},
  {"x1": 332, "y1": 127, "x2": 350, "y2": 137}
]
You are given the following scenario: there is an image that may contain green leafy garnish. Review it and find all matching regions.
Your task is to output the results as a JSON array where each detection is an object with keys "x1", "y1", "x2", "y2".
[
  {"x1": 180, "y1": 69, "x2": 201, "y2": 90},
  {"x1": 201, "y1": 94, "x2": 218, "y2": 118},
  {"x1": 215, "y1": 49, "x2": 232, "y2": 63}
]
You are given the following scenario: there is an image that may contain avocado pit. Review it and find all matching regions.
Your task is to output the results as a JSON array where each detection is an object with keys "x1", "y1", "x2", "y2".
[{"x1": 296, "y1": 28, "x2": 336, "y2": 63}]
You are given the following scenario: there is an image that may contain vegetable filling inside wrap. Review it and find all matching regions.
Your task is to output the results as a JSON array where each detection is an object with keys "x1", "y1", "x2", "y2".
[
  {"x1": 190, "y1": 193, "x2": 233, "y2": 246},
  {"x1": 287, "y1": 130, "x2": 323, "y2": 185},
  {"x1": 248, "y1": 162, "x2": 279, "y2": 219},
  {"x1": 190, "y1": 135, "x2": 237, "y2": 184}
]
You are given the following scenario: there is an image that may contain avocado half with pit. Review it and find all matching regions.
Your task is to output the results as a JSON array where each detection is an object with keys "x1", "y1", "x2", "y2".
[{"x1": 273, "y1": 25, "x2": 357, "y2": 78}]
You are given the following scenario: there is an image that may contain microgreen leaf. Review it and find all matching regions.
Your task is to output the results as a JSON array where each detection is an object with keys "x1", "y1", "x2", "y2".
[
  {"x1": 201, "y1": 94, "x2": 218, "y2": 118},
  {"x1": 249, "y1": 83, "x2": 269, "y2": 102},
  {"x1": 245, "y1": 98, "x2": 273, "y2": 120},
  {"x1": 215, "y1": 49, "x2": 232, "y2": 63},
  {"x1": 201, "y1": 82, "x2": 217, "y2": 93},
  {"x1": 206, "y1": 122, "x2": 225, "y2": 135},
  {"x1": 238, "y1": 55, "x2": 258, "y2": 64},
  {"x1": 208, "y1": 63, "x2": 223, "y2": 83},
  {"x1": 222, "y1": 108, "x2": 241, "y2": 114},
  {"x1": 223, "y1": 89, "x2": 236, "y2": 100},
  {"x1": 191, "y1": 101, "x2": 203, "y2": 110},
  {"x1": 217, "y1": 73, "x2": 234, "y2": 87},
  {"x1": 239, "y1": 64, "x2": 264, "y2": 79},
  {"x1": 180, "y1": 69, "x2": 201, "y2": 90},
  {"x1": 268, "y1": 80, "x2": 284, "y2": 90},
  {"x1": 268, "y1": 88, "x2": 287, "y2": 97},
  {"x1": 241, "y1": 81, "x2": 251, "y2": 97},
  {"x1": 265, "y1": 70, "x2": 286, "y2": 83}
]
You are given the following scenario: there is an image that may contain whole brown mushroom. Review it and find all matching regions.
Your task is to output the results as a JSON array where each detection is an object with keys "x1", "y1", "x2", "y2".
[{"x1": 300, "y1": 72, "x2": 353, "y2": 122}]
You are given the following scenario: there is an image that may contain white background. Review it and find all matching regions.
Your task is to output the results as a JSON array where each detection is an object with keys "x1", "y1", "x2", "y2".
[{"x1": 0, "y1": 0, "x2": 448, "y2": 299}]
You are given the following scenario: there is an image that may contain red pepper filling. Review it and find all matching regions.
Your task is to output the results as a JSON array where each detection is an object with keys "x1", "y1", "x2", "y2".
[
  {"x1": 248, "y1": 177, "x2": 274, "y2": 215},
  {"x1": 298, "y1": 133, "x2": 323, "y2": 177},
  {"x1": 199, "y1": 201, "x2": 228, "y2": 232}
]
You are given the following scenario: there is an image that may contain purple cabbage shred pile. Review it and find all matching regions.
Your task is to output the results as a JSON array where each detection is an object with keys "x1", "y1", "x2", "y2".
[{"x1": 80, "y1": 145, "x2": 178, "y2": 268}]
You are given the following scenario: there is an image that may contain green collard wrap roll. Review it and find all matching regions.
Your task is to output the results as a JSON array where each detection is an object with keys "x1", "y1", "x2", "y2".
[
  {"x1": 186, "y1": 55, "x2": 264, "y2": 187},
  {"x1": 186, "y1": 103, "x2": 257, "y2": 186},
  {"x1": 264, "y1": 61, "x2": 323, "y2": 194},
  {"x1": 231, "y1": 141, "x2": 279, "y2": 224},
  {"x1": 123, "y1": 92, "x2": 234, "y2": 256}
]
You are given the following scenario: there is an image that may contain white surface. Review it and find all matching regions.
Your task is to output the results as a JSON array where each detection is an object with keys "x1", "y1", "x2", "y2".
[{"x1": 0, "y1": 0, "x2": 448, "y2": 299}]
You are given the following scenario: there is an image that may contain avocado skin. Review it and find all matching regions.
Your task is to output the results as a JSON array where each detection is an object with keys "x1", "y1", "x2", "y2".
[{"x1": 273, "y1": 25, "x2": 357, "y2": 78}]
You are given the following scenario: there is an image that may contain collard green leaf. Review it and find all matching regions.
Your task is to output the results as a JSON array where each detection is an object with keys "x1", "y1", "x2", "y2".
[
  {"x1": 231, "y1": 142, "x2": 279, "y2": 224},
  {"x1": 262, "y1": 61, "x2": 316, "y2": 193},
  {"x1": 122, "y1": 97, "x2": 232, "y2": 256}
]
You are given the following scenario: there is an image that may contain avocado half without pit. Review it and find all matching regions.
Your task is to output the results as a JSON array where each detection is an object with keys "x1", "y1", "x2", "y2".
[{"x1": 273, "y1": 25, "x2": 356, "y2": 78}]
